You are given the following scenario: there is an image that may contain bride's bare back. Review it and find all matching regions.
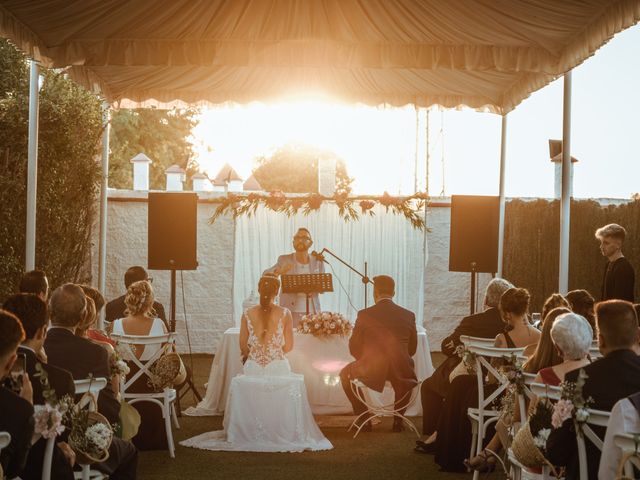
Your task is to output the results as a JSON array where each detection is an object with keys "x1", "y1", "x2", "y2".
[{"x1": 239, "y1": 305, "x2": 293, "y2": 365}]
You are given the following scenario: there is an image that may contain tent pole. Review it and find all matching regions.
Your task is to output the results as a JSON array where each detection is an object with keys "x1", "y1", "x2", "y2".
[
  {"x1": 97, "y1": 102, "x2": 110, "y2": 330},
  {"x1": 497, "y1": 114, "x2": 508, "y2": 278},
  {"x1": 25, "y1": 60, "x2": 39, "y2": 271},
  {"x1": 559, "y1": 72, "x2": 572, "y2": 294}
]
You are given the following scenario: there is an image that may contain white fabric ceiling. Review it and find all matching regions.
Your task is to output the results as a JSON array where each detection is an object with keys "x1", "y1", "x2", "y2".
[{"x1": 1, "y1": 0, "x2": 638, "y2": 113}]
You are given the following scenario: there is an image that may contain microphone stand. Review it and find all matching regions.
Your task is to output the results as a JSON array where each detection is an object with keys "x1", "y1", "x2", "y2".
[{"x1": 316, "y1": 248, "x2": 373, "y2": 308}]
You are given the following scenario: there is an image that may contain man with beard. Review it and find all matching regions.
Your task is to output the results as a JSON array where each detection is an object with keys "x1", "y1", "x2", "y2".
[{"x1": 263, "y1": 228, "x2": 325, "y2": 327}]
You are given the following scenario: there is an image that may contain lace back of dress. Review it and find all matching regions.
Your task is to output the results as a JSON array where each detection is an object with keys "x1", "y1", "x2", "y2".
[{"x1": 246, "y1": 309, "x2": 285, "y2": 367}]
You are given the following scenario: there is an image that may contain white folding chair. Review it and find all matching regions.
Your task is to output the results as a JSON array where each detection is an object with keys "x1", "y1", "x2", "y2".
[
  {"x1": 614, "y1": 433, "x2": 640, "y2": 478},
  {"x1": 0, "y1": 431, "x2": 10, "y2": 451},
  {"x1": 110, "y1": 332, "x2": 179, "y2": 458},
  {"x1": 459, "y1": 335, "x2": 495, "y2": 347},
  {"x1": 462, "y1": 340, "x2": 525, "y2": 480},
  {"x1": 507, "y1": 374, "x2": 555, "y2": 480},
  {"x1": 347, "y1": 379, "x2": 421, "y2": 438},
  {"x1": 575, "y1": 408, "x2": 610, "y2": 480},
  {"x1": 73, "y1": 377, "x2": 108, "y2": 480}
]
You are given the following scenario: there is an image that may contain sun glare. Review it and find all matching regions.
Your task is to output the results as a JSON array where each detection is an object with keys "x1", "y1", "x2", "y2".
[{"x1": 192, "y1": 99, "x2": 422, "y2": 195}]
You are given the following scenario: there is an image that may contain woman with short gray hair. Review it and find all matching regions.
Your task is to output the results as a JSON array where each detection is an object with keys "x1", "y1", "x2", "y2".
[{"x1": 529, "y1": 313, "x2": 592, "y2": 411}]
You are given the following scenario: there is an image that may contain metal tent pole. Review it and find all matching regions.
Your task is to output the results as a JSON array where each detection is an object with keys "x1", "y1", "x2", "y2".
[
  {"x1": 559, "y1": 72, "x2": 573, "y2": 294},
  {"x1": 497, "y1": 114, "x2": 508, "y2": 278},
  {"x1": 97, "y1": 102, "x2": 110, "y2": 329},
  {"x1": 25, "y1": 60, "x2": 40, "y2": 271}
]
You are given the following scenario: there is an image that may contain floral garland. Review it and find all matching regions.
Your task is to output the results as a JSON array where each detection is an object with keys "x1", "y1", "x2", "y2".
[
  {"x1": 208, "y1": 191, "x2": 429, "y2": 231},
  {"x1": 297, "y1": 312, "x2": 352, "y2": 338}
]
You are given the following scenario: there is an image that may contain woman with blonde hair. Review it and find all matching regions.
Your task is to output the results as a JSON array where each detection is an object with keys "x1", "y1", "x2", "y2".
[{"x1": 112, "y1": 280, "x2": 168, "y2": 450}]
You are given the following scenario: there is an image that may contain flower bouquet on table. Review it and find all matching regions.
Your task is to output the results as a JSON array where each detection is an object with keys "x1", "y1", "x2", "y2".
[{"x1": 297, "y1": 312, "x2": 353, "y2": 338}]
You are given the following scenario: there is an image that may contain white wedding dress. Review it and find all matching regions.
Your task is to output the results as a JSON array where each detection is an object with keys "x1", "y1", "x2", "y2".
[{"x1": 180, "y1": 308, "x2": 332, "y2": 452}]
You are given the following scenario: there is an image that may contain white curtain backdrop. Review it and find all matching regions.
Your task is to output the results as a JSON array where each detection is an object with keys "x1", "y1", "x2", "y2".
[{"x1": 233, "y1": 204, "x2": 427, "y2": 326}]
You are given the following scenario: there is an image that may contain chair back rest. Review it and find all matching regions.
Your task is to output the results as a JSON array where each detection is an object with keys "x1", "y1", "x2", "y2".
[
  {"x1": 466, "y1": 344, "x2": 525, "y2": 413},
  {"x1": 530, "y1": 382, "x2": 561, "y2": 401},
  {"x1": 460, "y1": 335, "x2": 495, "y2": 348},
  {"x1": 110, "y1": 332, "x2": 176, "y2": 392},
  {"x1": 614, "y1": 433, "x2": 640, "y2": 477},
  {"x1": 42, "y1": 436, "x2": 56, "y2": 480},
  {"x1": 589, "y1": 347, "x2": 603, "y2": 360},
  {"x1": 74, "y1": 377, "x2": 108, "y2": 411},
  {"x1": 0, "y1": 431, "x2": 10, "y2": 451},
  {"x1": 576, "y1": 408, "x2": 610, "y2": 480}
]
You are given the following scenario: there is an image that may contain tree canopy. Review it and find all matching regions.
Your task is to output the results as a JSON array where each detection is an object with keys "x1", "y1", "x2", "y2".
[
  {"x1": 109, "y1": 108, "x2": 199, "y2": 189},
  {"x1": 252, "y1": 143, "x2": 352, "y2": 194}
]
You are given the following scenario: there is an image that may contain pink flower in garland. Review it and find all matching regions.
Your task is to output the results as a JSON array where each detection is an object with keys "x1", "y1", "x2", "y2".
[
  {"x1": 379, "y1": 191, "x2": 396, "y2": 207},
  {"x1": 359, "y1": 200, "x2": 375, "y2": 213},
  {"x1": 551, "y1": 399, "x2": 574, "y2": 428},
  {"x1": 266, "y1": 191, "x2": 286, "y2": 209},
  {"x1": 307, "y1": 194, "x2": 323, "y2": 210}
]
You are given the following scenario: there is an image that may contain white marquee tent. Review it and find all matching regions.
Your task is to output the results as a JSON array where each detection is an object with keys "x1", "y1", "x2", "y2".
[{"x1": 1, "y1": 0, "x2": 638, "y2": 317}]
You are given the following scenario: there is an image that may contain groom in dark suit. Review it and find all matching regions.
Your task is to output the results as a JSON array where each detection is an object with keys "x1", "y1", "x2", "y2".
[{"x1": 340, "y1": 275, "x2": 418, "y2": 432}]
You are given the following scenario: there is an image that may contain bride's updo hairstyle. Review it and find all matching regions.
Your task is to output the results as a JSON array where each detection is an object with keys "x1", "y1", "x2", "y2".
[
  {"x1": 125, "y1": 280, "x2": 155, "y2": 318},
  {"x1": 499, "y1": 287, "x2": 531, "y2": 320},
  {"x1": 258, "y1": 274, "x2": 280, "y2": 311}
]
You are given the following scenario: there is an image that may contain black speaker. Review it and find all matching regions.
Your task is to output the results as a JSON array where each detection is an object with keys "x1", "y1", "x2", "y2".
[
  {"x1": 148, "y1": 192, "x2": 198, "y2": 270},
  {"x1": 449, "y1": 195, "x2": 499, "y2": 273}
]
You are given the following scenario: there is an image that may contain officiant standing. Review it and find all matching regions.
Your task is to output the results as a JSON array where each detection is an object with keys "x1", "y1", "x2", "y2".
[{"x1": 263, "y1": 228, "x2": 325, "y2": 327}]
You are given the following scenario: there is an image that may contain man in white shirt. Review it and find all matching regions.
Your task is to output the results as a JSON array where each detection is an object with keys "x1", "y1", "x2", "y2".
[{"x1": 263, "y1": 228, "x2": 325, "y2": 326}]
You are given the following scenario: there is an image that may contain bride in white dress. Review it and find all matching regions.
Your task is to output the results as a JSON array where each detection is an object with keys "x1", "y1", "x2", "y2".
[{"x1": 181, "y1": 274, "x2": 332, "y2": 452}]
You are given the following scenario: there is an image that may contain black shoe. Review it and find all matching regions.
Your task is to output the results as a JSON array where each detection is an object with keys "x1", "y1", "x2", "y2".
[{"x1": 414, "y1": 440, "x2": 436, "y2": 454}]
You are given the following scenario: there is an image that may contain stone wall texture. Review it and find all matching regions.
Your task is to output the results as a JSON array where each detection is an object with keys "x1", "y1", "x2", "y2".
[{"x1": 92, "y1": 191, "x2": 494, "y2": 354}]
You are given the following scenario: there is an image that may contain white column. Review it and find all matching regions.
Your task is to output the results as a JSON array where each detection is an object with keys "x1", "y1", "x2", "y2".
[
  {"x1": 559, "y1": 72, "x2": 572, "y2": 294},
  {"x1": 497, "y1": 114, "x2": 508, "y2": 278},
  {"x1": 97, "y1": 102, "x2": 110, "y2": 329},
  {"x1": 25, "y1": 60, "x2": 40, "y2": 270}
]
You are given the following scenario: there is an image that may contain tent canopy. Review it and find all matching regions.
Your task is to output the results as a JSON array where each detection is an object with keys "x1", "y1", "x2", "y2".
[{"x1": 1, "y1": 0, "x2": 638, "y2": 112}]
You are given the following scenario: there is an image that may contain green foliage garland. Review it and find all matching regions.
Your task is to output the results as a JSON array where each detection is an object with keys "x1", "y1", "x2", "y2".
[{"x1": 209, "y1": 191, "x2": 429, "y2": 230}]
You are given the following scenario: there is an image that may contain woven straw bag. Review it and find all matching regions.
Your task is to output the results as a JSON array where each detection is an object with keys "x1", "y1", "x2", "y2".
[
  {"x1": 69, "y1": 394, "x2": 113, "y2": 465},
  {"x1": 511, "y1": 421, "x2": 558, "y2": 477}
]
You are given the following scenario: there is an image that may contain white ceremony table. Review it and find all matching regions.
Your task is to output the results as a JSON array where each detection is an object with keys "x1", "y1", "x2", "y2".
[{"x1": 185, "y1": 328, "x2": 433, "y2": 417}]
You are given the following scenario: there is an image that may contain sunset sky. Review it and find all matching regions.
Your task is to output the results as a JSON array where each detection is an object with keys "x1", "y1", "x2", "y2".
[{"x1": 193, "y1": 23, "x2": 639, "y2": 200}]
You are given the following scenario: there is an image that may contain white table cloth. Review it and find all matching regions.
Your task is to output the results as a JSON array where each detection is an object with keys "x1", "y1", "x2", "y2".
[{"x1": 185, "y1": 328, "x2": 433, "y2": 417}]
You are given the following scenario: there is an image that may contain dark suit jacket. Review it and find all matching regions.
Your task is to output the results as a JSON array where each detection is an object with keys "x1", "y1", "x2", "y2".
[
  {"x1": 105, "y1": 295, "x2": 167, "y2": 328},
  {"x1": 601, "y1": 257, "x2": 635, "y2": 302},
  {"x1": 44, "y1": 328, "x2": 120, "y2": 425},
  {"x1": 0, "y1": 386, "x2": 34, "y2": 479},
  {"x1": 18, "y1": 346, "x2": 75, "y2": 480},
  {"x1": 348, "y1": 299, "x2": 418, "y2": 393},
  {"x1": 440, "y1": 307, "x2": 504, "y2": 357},
  {"x1": 546, "y1": 349, "x2": 640, "y2": 480}
]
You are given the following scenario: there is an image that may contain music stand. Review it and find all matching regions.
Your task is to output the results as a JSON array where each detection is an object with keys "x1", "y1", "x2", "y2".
[{"x1": 281, "y1": 273, "x2": 333, "y2": 315}]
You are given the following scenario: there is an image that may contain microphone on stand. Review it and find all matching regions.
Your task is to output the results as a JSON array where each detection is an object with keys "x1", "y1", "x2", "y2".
[{"x1": 311, "y1": 250, "x2": 326, "y2": 262}]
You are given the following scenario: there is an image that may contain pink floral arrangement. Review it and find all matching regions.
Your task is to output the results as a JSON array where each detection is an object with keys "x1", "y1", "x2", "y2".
[
  {"x1": 34, "y1": 403, "x2": 67, "y2": 439},
  {"x1": 551, "y1": 369, "x2": 593, "y2": 429},
  {"x1": 297, "y1": 312, "x2": 352, "y2": 338}
]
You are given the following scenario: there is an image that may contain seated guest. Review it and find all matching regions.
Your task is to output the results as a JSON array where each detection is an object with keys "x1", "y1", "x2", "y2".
[
  {"x1": 599, "y1": 391, "x2": 640, "y2": 480},
  {"x1": 340, "y1": 275, "x2": 417, "y2": 432},
  {"x1": 434, "y1": 287, "x2": 540, "y2": 472},
  {"x1": 18, "y1": 269, "x2": 49, "y2": 301},
  {"x1": 417, "y1": 278, "x2": 513, "y2": 450},
  {"x1": 523, "y1": 293, "x2": 570, "y2": 357},
  {"x1": 566, "y1": 289, "x2": 597, "y2": 337},
  {"x1": 112, "y1": 280, "x2": 169, "y2": 450},
  {"x1": 465, "y1": 306, "x2": 572, "y2": 471},
  {"x1": 79, "y1": 284, "x2": 115, "y2": 347},
  {"x1": 3, "y1": 294, "x2": 75, "y2": 480},
  {"x1": 546, "y1": 300, "x2": 640, "y2": 480},
  {"x1": 44, "y1": 284, "x2": 138, "y2": 480},
  {"x1": 0, "y1": 310, "x2": 34, "y2": 479},
  {"x1": 106, "y1": 266, "x2": 167, "y2": 328}
]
